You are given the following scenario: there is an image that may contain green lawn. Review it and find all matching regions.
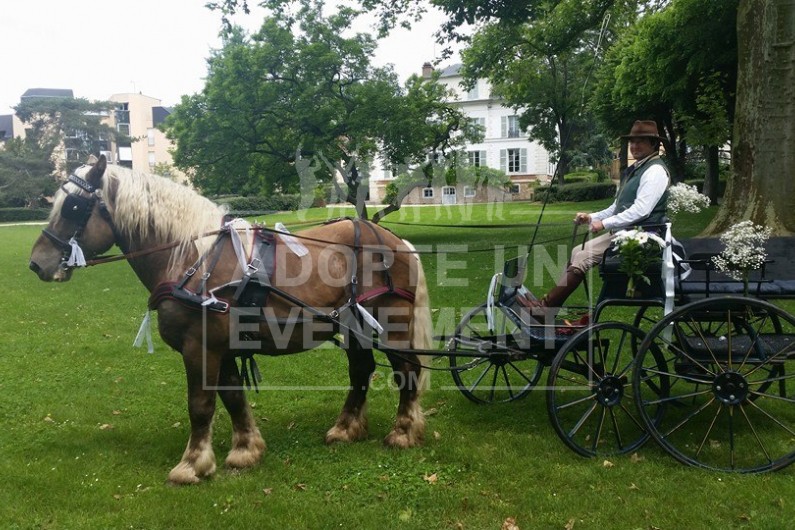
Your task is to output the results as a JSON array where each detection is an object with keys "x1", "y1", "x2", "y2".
[{"x1": 2, "y1": 201, "x2": 792, "y2": 529}]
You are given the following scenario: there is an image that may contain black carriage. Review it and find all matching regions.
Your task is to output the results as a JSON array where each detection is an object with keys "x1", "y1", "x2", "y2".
[{"x1": 443, "y1": 233, "x2": 795, "y2": 472}]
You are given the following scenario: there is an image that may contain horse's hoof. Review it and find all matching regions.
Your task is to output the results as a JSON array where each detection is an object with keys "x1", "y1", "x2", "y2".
[
  {"x1": 384, "y1": 429, "x2": 424, "y2": 449},
  {"x1": 168, "y1": 461, "x2": 214, "y2": 485},
  {"x1": 325, "y1": 421, "x2": 368, "y2": 444},
  {"x1": 225, "y1": 434, "x2": 266, "y2": 469}
]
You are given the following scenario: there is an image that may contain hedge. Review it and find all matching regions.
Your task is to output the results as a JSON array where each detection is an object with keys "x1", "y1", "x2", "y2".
[
  {"x1": 218, "y1": 195, "x2": 303, "y2": 213},
  {"x1": 0, "y1": 208, "x2": 50, "y2": 223},
  {"x1": 534, "y1": 182, "x2": 617, "y2": 203}
]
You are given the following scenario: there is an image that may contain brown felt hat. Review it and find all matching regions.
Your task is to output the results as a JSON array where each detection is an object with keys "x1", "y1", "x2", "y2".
[{"x1": 622, "y1": 120, "x2": 664, "y2": 140}]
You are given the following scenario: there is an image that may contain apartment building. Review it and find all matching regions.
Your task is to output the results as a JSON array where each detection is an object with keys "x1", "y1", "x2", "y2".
[
  {"x1": 1, "y1": 88, "x2": 182, "y2": 179},
  {"x1": 368, "y1": 63, "x2": 554, "y2": 205},
  {"x1": 105, "y1": 93, "x2": 183, "y2": 178}
]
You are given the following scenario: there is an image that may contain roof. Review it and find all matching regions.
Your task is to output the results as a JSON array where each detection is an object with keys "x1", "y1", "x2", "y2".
[
  {"x1": 21, "y1": 88, "x2": 74, "y2": 99},
  {"x1": 0, "y1": 114, "x2": 13, "y2": 140},
  {"x1": 438, "y1": 63, "x2": 463, "y2": 78},
  {"x1": 152, "y1": 106, "x2": 172, "y2": 126}
]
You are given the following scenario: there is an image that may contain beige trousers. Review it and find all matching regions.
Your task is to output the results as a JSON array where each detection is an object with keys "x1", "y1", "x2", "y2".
[{"x1": 569, "y1": 232, "x2": 615, "y2": 275}]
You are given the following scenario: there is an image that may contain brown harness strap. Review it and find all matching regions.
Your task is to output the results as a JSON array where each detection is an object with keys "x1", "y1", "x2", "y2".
[{"x1": 355, "y1": 285, "x2": 415, "y2": 304}]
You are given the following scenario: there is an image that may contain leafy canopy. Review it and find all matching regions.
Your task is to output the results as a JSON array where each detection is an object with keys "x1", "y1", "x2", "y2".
[{"x1": 165, "y1": 0, "x2": 475, "y2": 204}]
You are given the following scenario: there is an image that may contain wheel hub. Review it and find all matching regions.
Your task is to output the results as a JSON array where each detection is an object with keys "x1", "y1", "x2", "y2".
[
  {"x1": 712, "y1": 371, "x2": 749, "y2": 405},
  {"x1": 595, "y1": 375, "x2": 624, "y2": 407}
]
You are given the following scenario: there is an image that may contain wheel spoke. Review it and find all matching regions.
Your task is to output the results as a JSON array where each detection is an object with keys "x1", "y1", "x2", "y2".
[
  {"x1": 591, "y1": 406, "x2": 607, "y2": 452},
  {"x1": 662, "y1": 396, "x2": 716, "y2": 439},
  {"x1": 609, "y1": 407, "x2": 625, "y2": 450},
  {"x1": 505, "y1": 360, "x2": 537, "y2": 386},
  {"x1": 611, "y1": 330, "x2": 628, "y2": 375},
  {"x1": 745, "y1": 398, "x2": 795, "y2": 437},
  {"x1": 556, "y1": 392, "x2": 598, "y2": 411},
  {"x1": 738, "y1": 403, "x2": 773, "y2": 465},
  {"x1": 566, "y1": 401, "x2": 599, "y2": 438},
  {"x1": 466, "y1": 362, "x2": 493, "y2": 394},
  {"x1": 500, "y1": 365, "x2": 516, "y2": 400},
  {"x1": 694, "y1": 402, "x2": 723, "y2": 459},
  {"x1": 642, "y1": 388, "x2": 712, "y2": 406}
]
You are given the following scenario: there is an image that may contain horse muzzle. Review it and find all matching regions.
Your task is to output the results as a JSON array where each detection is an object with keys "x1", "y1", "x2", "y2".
[{"x1": 29, "y1": 259, "x2": 72, "y2": 282}]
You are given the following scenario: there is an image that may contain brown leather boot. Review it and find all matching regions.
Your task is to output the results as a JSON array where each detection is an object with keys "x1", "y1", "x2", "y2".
[{"x1": 517, "y1": 267, "x2": 585, "y2": 315}]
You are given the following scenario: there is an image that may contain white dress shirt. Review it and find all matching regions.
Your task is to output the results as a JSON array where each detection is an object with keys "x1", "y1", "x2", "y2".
[{"x1": 590, "y1": 159, "x2": 669, "y2": 231}]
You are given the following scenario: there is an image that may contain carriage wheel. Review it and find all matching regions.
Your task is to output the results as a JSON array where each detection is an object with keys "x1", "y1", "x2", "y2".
[
  {"x1": 448, "y1": 303, "x2": 544, "y2": 404},
  {"x1": 546, "y1": 322, "x2": 666, "y2": 457},
  {"x1": 633, "y1": 296, "x2": 795, "y2": 472}
]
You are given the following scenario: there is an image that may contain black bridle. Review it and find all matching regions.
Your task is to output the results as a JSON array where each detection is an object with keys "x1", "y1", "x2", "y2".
[{"x1": 42, "y1": 172, "x2": 121, "y2": 270}]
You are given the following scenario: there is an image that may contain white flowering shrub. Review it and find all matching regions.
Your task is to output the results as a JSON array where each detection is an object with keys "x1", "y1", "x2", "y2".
[
  {"x1": 667, "y1": 182, "x2": 711, "y2": 215},
  {"x1": 712, "y1": 220, "x2": 772, "y2": 281}
]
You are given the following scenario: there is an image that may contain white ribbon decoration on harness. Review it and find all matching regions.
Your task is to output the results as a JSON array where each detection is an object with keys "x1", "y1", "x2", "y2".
[
  {"x1": 66, "y1": 237, "x2": 87, "y2": 267},
  {"x1": 486, "y1": 272, "x2": 501, "y2": 332},
  {"x1": 275, "y1": 222, "x2": 309, "y2": 257},
  {"x1": 662, "y1": 223, "x2": 675, "y2": 317},
  {"x1": 202, "y1": 293, "x2": 221, "y2": 307},
  {"x1": 355, "y1": 303, "x2": 384, "y2": 334},
  {"x1": 132, "y1": 310, "x2": 154, "y2": 353},
  {"x1": 225, "y1": 218, "x2": 250, "y2": 272}
]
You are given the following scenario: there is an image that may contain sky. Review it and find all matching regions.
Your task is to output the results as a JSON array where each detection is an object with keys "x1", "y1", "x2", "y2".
[{"x1": 0, "y1": 1, "x2": 460, "y2": 116}]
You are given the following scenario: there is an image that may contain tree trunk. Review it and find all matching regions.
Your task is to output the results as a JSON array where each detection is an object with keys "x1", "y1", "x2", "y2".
[
  {"x1": 705, "y1": 0, "x2": 795, "y2": 235},
  {"x1": 703, "y1": 145, "x2": 720, "y2": 205}
]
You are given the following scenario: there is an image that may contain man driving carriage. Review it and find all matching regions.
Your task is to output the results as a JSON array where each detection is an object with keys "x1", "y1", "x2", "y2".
[{"x1": 518, "y1": 120, "x2": 671, "y2": 316}]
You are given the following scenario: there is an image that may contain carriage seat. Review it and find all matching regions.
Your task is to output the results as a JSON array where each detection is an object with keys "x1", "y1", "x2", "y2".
[{"x1": 675, "y1": 238, "x2": 795, "y2": 300}]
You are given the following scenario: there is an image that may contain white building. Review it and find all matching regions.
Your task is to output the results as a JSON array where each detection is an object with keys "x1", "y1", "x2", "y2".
[{"x1": 368, "y1": 63, "x2": 554, "y2": 205}]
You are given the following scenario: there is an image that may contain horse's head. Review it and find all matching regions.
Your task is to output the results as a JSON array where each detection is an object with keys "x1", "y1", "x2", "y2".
[{"x1": 29, "y1": 155, "x2": 117, "y2": 282}]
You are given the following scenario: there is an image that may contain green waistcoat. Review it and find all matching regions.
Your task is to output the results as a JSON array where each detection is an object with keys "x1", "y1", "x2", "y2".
[{"x1": 615, "y1": 156, "x2": 669, "y2": 228}]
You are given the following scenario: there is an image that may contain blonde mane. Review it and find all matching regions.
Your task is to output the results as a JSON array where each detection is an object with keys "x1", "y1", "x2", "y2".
[{"x1": 99, "y1": 165, "x2": 224, "y2": 246}]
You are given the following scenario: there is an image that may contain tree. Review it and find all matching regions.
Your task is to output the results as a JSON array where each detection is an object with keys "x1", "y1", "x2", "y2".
[
  {"x1": 0, "y1": 137, "x2": 57, "y2": 207},
  {"x1": 165, "y1": 0, "x2": 474, "y2": 218},
  {"x1": 14, "y1": 96, "x2": 117, "y2": 176},
  {"x1": 1, "y1": 96, "x2": 117, "y2": 207},
  {"x1": 590, "y1": 0, "x2": 738, "y2": 186},
  {"x1": 705, "y1": 0, "x2": 795, "y2": 234}
]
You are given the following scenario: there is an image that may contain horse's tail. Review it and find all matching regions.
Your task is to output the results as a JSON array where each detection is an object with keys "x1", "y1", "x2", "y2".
[{"x1": 405, "y1": 240, "x2": 433, "y2": 394}]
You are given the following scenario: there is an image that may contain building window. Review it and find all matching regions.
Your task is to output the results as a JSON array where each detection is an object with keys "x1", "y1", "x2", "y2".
[
  {"x1": 501, "y1": 115, "x2": 522, "y2": 138},
  {"x1": 467, "y1": 150, "x2": 487, "y2": 167},
  {"x1": 422, "y1": 187, "x2": 434, "y2": 199},
  {"x1": 469, "y1": 117, "x2": 486, "y2": 137},
  {"x1": 148, "y1": 152, "x2": 156, "y2": 167},
  {"x1": 466, "y1": 83, "x2": 479, "y2": 100},
  {"x1": 117, "y1": 123, "x2": 130, "y2": 136},
  {"x1": 464, "y1": 186, "x2": 476, "y2": 198},
  {"x1": 500, "y1": 148, "x2": 528, "y2": 174},
  {"x1": 147, "y1": 128, "x2": 156, "y2": 146},
  {"x1": 510, "y1": 184, "x2": 520, "y2": 194}
]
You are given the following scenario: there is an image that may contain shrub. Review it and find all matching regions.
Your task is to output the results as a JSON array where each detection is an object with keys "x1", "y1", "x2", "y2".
[
  {"x1": 0, "y1": 208, "x2": 50, "y2": 223},
  {"x1": 534, "y1": 182, "x2": 617, "y2": 203},
  {"x1": 220, "y1": 195, "x2": 302, "y2": 213}
]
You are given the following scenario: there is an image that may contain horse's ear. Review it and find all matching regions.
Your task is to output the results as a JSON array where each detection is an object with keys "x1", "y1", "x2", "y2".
[
  {"x1": 85, "y1": 154, "x2": 108, "y2": 187},
  {"x1": 86, "y1": 154, "x2": 99, "y2": 165}
]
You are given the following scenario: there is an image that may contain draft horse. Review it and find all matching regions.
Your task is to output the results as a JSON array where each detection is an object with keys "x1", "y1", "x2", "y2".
[{"x1": 29, "y1": 156, "x2": 433, "y2": 484}]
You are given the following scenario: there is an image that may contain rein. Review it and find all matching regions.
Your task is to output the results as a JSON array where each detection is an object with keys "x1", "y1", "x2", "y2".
[{"x1": 85, "y1": 230, "x2": 223, "y2": 267}]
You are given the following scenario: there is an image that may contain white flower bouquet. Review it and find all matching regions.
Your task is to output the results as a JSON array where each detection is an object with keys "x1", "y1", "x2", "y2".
[
  {"x1": 712, "y1": 220, "x2": 772, "y2": 295},
  {"x1": 612, "y1": 229, "x2": 667, "y2": 297},
  {"x1": 667, "y1": 182, "x2": 711, "y2": 215}
]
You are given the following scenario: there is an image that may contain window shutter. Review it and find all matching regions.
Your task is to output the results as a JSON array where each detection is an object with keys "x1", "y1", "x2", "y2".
[
  {"x1": 499, "y1": 149, "x2": 507, "y2": 172},
  {"x1": 480, "y1": 150, "x2": 487, "y2": 168},
  {"x1": 520, "y1": 149, "x2": 527, "y2": 173},
  {"x1": 500, "y1": 117, "x2": 507, "y2": 138}
]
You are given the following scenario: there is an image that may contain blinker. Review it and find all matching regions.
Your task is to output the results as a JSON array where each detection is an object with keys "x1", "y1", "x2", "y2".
[{"x1": 61, "y1": 192, "x2": 94, "y2": 222}]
